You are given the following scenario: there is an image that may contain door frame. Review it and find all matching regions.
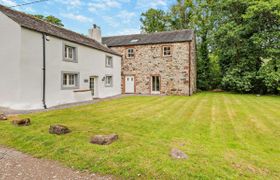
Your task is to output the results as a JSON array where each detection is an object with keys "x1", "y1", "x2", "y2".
[
  {"x1": 124, "y1": 75, "x2": 136, "y2": 94},
  {"x1": 89, "y1": 76, "x2": 98, "y2": 98},
  {"x1": 150, "y1": 75, "x2": 161, "y2": 95}
]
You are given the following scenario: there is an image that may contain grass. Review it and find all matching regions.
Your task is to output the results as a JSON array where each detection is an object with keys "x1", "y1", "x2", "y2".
[{"x1": 0, "y1": 92, "x2": 279, "y2": 179}]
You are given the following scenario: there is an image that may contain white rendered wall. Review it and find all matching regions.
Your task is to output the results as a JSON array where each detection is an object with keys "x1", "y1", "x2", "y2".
[
  {"x1": 0, "y1": 12, "x2": 21, "y2": 108},
  {"x1": 17, "y1": 28, "x2": 121, "y2": 109}
]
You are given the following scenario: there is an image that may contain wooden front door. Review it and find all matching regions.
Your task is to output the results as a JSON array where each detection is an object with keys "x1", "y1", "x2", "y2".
[{"x1": 125, "y1": 76, "x2": 135, "y2": 94}]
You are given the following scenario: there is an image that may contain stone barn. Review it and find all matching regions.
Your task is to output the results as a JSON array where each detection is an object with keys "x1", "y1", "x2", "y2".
[{"x1": 102, "y1": 30, "x2": 196, "y2": 96}]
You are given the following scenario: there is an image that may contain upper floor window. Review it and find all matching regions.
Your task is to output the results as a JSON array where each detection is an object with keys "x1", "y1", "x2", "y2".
[
  {"x1": 163, "y1": 46, "x2": 172, "y2": 57},
  {"x1": 62, "y1": 72, "x2": 79, "y2": 89},
  {"x1": 64, "y1": 44, "x2": 77, "y2": 62},
  {"x1": 105, "y1": 75, "x2": 113, "y2": 87},
  {"x1": 105, "y1": 56, "x2": 113, "y2": 68},
  {"x1": 127, "y1": 48, "x2": 135, "y2": 58}
]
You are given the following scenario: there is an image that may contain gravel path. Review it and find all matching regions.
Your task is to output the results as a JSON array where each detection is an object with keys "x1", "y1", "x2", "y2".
[
  {"x1": 0, "y1": 147, "x2": 114, "y2": 180},
  {"x1": 0, "y1": 95, "x2": 126, "y2": 115}
]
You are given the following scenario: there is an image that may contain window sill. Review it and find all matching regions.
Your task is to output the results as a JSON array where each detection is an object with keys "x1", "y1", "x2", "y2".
[
  {"x1": 73, "y1": 89, "x2": 91, "y2": 93},
  {"x1": 63, "y1": 59, "x2": 78, "y2": 63}
]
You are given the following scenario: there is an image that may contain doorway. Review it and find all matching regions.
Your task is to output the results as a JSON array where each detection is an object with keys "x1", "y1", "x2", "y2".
[
  {"x1": 89, "y1": 76, "x2": 97, "y2": 97},
  {"x1": 151, "y1": 76, "x2": 160, "y2": 94},
  {"x1": 125, "y1": 75, "x2": 135, "y2": 94}
]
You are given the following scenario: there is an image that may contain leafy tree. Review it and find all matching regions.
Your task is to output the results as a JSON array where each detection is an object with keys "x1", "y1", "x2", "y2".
[
  {"x1": 33, "y1": 14, "x2": 64, "y2": 27},
  {"x1": 192, "y1": 0, "x2": 216, "y2": 90},
  {"x1": 169, "y1": 0, "x2": 194, "y2": 30},
  {"x1": 213, "y1": 0, "x2": 280, "y2": 93},
  {"x1": 257, "y1": 58, "x2": 280, "y2": 94},
  {"x1": 140, "y1": 9, "x2": 169, "y2": 33}
]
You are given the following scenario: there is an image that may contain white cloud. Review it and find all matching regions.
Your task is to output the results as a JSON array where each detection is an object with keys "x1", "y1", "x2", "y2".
[
  {"x1": 109, "y1": 28, "x2": 140, "y2": 36},
  {"x1": 117, "y1": 10, "x2": 136, "y2": 24},
  {"x1": 23, "y1": 6, "x2": 36, "y2": 13},
  {"x1": 51, "y1": 0, "x2": 82, "y2": 10},
  {"x1": 102, "y1": 10, "x2": 136, "y2": 28},
  {"x1": 61, "y1": 13, "x2": 93, "y2": 23},
  {"x1": 0, "y1": 0, "x2": 17, "y2": 7},
  {"x1": 102, "y1": 16, "x2": 119, "y2": 27},
  {"x1": 88, "y1": 0, "x2": 122, "y2": 12},
  {"x1": 136, "y1": 0, "x2": 168, "y2": 9},
  {"x1": 68, "y1": 0, "x2": 82, "y2": 6}
]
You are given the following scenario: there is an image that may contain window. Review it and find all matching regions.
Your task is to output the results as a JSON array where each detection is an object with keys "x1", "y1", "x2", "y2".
[
  {"x1": 62, "y1": 72, "x2": 79, "y2": 89},
  {"x1": 127, "y1": 48, "x2": 135, "y2": 58},
  {"x1": 163, "y1": 46, "x2": 172, "y2": 57},
  {"x1": 130, "y1": 39, "x2": 139, "y2": 43},
  {"x1": 105, "y1": 75, "x2": 113, "y2": 87},
  {"x1": 105, "y1": 56, "x2": 113, "y2": 67},
  {"x1": 64, "y1": 44, "x2": 77, "y2": 62}
]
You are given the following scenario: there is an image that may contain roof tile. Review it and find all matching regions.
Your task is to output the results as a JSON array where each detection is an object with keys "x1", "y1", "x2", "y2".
[{"x1": 102, "y1": 30, "x2": 194, "y2": 47}]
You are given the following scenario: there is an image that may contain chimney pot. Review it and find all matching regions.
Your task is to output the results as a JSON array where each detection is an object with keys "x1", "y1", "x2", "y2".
[{"x1": 88, "y1": 24, "x2": 102, "y2": 43}]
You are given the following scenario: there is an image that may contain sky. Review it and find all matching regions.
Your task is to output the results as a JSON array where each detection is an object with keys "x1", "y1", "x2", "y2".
[{"x1": 0, "y1": 0, "x2": 176, "y2": 36}]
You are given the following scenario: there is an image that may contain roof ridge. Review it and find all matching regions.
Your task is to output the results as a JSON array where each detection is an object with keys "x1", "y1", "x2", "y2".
[
  {"x1": 102, "y1": 29, "x2": 193, "y2": 39},
  {"x1": 0, "y1": 5, "x2": 107, "y2": 48}
]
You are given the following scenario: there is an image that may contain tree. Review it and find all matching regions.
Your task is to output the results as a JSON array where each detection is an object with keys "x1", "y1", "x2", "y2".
[
  {"x1": 192, "y1": 0, "x2": 216, "y2": 90},
  {"x1": 213, "y1": 0, "x2": 280, "y2": 93},
  {"x1": 140, "y1": 8, "x2": 169, "y2": 33},
  {"x1": 33, "y1": 14, "x2": 64, "y2": 27},
  {"x1": 169, "y1": 0, "x2": 193, "y2": 30}
]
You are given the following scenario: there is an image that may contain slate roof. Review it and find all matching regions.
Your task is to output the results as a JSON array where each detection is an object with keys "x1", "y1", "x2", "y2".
[
  {"x1": 0, "y1": 5, "x2": 120, "y2": 56},
  {"x1": 102, "y1": 30, "x2": 194, "y2": 47}
]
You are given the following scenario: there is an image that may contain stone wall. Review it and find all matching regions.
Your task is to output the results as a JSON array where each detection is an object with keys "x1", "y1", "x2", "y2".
[{"x1": 111, "y1": 41, "x2": 196, "y2": 96}]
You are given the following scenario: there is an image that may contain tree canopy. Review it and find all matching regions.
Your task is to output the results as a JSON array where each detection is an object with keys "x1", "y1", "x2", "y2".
[
  {"x1": 140, "y1": 8, "x2": 169, "y2": 33},
  {"x1": 33, "y1": 14, "x2": 64, "y2": 27}
]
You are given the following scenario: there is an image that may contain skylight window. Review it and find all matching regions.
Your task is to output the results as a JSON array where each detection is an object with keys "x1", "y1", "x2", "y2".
[{"x1": 130, "y1": 39, "x2": 139, "y2": 43}]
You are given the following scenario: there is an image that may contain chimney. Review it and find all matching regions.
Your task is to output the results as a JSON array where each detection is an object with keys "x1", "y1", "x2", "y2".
[{"x1": 88, "y1": 24, "x2": 102, "y2": 43}]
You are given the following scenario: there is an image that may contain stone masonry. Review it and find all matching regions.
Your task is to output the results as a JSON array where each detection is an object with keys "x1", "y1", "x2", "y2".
[{"x1": 111, "y1": 41, "x2": 196, "y2": 96}]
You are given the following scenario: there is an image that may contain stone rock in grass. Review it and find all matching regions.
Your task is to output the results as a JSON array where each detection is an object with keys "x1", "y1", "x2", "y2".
[
  {"x1": 0, "y1": 113, "x2": 8, "y2": 121},
  {"x1": 12, "y1": 118, "x2": 31, "y2": 126},
  {"x1": 90, "y1": 134, "x2": 118, "y2": 145},
  {"x1": 212, "y1": 89, "x2": 224, "y2": 92},
  {"x1": 170, "y1": 148, "x2": 188, "y2": 159},
  {"x1": 49, "y1": 125, "x2": 71, "y2": 135}
]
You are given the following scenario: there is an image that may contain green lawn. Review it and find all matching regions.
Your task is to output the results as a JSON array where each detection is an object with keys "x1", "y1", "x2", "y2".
[{"x1": 0, "y1": 92, "x2": 279, "y2": 179}]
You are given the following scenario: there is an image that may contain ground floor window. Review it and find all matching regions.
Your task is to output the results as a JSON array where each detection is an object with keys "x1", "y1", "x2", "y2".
[
  {"x1": 105, "y1": 75, "x2": 113, "y2": 87},
  {"x1": 62, "y1": 72, "x2": 79, "y2": 89},
  {"x1": 152, "y1": 76, "x2": 160, "y2": 93}
]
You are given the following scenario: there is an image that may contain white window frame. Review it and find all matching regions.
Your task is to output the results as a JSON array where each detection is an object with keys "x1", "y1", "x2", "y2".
[
  {"x1": 105, "y1": 75, "x2": 113, "y2": 87},
  {"x1": 127, "y1": 48, "x2": 135, "y2": 58},
  {"x1": 61, "y1": 72, "x2": 79, "y2": 89},
  {"x1": 163, "y1": 46, "x2": 172, "y2": 57},
  {"x1": 105, "y1": 56, "x2": 113, "y2": 68},
  {"x1": 63, "y1": 43, "x2": 78, "y2": 62}
]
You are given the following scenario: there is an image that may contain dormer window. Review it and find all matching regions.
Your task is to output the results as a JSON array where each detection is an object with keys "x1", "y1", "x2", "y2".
[
  {"x1": 163, "y1": 46, "x2": 172, "y2": 57},
  {"x1": 127, "y1": 48, "x2": 135, "y2": 58}
]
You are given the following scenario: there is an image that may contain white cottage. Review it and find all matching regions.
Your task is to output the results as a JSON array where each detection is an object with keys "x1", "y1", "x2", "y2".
[{"x1": 0, "y1": 5, "x2": 122, "y2": 110}]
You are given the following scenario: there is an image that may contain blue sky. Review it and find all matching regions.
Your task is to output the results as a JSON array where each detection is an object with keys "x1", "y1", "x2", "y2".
[{"x1": 0, "y1": 0, "x2": 176, "y2": 36}]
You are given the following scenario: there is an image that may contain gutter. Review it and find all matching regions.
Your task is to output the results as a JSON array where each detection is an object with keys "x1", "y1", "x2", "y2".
[
  {"x1": 188, "y1": 41, "x2": 192, "y2": 96},
  {"x1": 42, "y1": 33, "x2": 47, "y2": 109}
]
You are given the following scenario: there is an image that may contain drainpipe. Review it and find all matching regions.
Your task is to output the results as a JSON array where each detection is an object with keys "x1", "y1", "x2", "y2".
[
  {"x1": 42, "y1": 33, "x2": 47, "y2": 109},
  {"x1": 188, "y1": 41, "x2": 192, "y2": 96}
]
